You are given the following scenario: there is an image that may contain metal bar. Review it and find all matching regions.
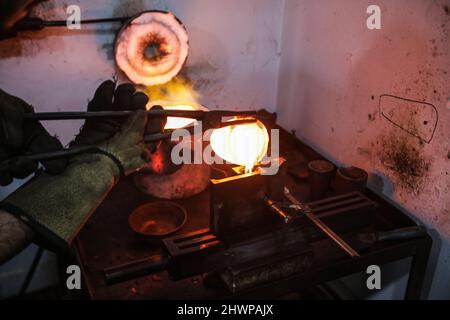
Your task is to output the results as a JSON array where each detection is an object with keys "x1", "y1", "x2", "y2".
[
  {"x1": 284, "y1": 187, "x2": 360, "y2": 258},
  {"x1": 24, "y1": 132, "x2": 172, "y2": 162},
  {"x1": 44, "y1": 17, "x2": 131, "y2": 27},
  {"x1": 26, "y1": 146, "x2": 97, "y2": 161},
  {"x1": 15, "y1": 119, "x2": 255, "y2": 162},
  {"x1": 14, "y1": 16, "x2": 131, "y2": 32},
  {"x1": 104, "y1": 255, "x2": 168, "y2": 285},
  {"x1": 315, "y1": 202, "x2": 376, "y2": 219},
  {"x1": 264, "y1": 197, "x2": 292, "y2": 223},
  {"x1": 24, "y1": 110, "x2": 257, "y2": 121},
  {"x1": 311, "y1": 196, "x2": 366, "y2": 213}
]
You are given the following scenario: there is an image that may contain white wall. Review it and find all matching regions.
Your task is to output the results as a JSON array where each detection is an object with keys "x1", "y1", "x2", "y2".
[{"x1": 277, "y1": 0, "x2": 449, "y2": 299}]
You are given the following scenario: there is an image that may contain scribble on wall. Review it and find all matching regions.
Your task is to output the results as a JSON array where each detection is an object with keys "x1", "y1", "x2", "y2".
[{"x1": 379, "y1": 94, "x2": 439, "y2": 144}]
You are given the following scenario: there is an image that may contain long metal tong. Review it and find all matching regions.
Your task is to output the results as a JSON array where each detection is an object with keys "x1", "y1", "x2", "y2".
[{"x1": 20, "y1": 109, "x2": 260, "y2": 162}]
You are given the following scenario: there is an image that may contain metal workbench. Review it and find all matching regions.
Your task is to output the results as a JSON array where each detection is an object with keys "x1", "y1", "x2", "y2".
[{"x1": 74, "y1": 126, "x2": 432, "y2": 300}]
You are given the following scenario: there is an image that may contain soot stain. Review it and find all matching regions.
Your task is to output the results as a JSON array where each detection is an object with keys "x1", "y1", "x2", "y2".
[
  {"x1": 100, "y1": 43, "x2": 115, "y2": 61},
  {"x1": 379, "y1": 132, "x2": 431, "y2": 193},
  {"x1": 112, "y1": 0, "x2": 147, "y2": 17},
  {"x1": 181, "y1": 59, "x2": 222, "y2": 91}
]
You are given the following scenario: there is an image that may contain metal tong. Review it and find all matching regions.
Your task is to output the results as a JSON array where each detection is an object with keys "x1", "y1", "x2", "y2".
[
  {"x1": 20, "y1": 109, "x2": 260, "y2": 162},
  {"x1": 265, "y1": 187, "x2": 360, "y2": 258}
]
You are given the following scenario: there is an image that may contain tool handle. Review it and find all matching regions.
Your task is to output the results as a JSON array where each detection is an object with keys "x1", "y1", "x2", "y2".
[
  {"x1": 104, "y1": 255, "x2": 168, "y2": 285},
  {"x1": 264, "y1": 197, "x2": 292, "y2": 223},
  {"x1": 15, "y1": 17, "x2": 46, "y2": 31},
  {"x1": 26, "y1": 146, "x2": 96, "y2": 161}
]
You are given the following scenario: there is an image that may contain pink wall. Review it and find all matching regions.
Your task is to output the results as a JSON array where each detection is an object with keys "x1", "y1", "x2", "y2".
[{"x1": 277, "y1": 0, "x2": 450, "y2": 299}]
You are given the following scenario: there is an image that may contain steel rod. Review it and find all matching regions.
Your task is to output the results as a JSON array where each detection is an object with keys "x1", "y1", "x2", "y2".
[
  {"x1": 284, "y1": 187, "x2": 360, "y2": 258},
  {"x1": 21, "y1": 132, "x2": 175, "y2": 162},
  {"x1": 16, "y1": 119, "x2": 256, "y2": 162},
  {"x1": 44, "y1": 17, "x2": 131, "y2": 27},
  {"x1": 26, "y1": 146, "x2": 97, "y2": 161},
  {"x1": 24, "y1": 110, "x2": 257, "y2": 121}
]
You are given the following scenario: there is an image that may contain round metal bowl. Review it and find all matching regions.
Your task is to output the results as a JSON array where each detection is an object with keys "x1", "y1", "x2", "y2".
[{"x1": 128, "y1": 201, "x2": 187, "y2": 242}]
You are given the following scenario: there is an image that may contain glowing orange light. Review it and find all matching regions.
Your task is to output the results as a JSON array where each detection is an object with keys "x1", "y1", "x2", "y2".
[
  {"x1": 146, "y1": 102, "x2": 207, "y2": 129},
  {"x1": 161, "y1": 104, "x2": 197, "y2": 129},
  {"x1": 210, "y1": 119, "x2": 269, "y2": 173}
]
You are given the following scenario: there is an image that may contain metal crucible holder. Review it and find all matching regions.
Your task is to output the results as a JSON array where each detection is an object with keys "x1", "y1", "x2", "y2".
[{"x1": 210, "y1": 168, "x2": 277, "y2": 242}]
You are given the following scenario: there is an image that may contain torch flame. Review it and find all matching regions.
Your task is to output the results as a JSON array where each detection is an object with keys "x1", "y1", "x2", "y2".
[
  {"x1": 145, "y1": 76, "x2": 205, "y2": 129},
  {"x1": 210, "y1": 119, "x2": 269, "y2": 173}
]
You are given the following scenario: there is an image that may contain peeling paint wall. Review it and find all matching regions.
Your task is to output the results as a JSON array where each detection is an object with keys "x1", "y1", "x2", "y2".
[{"x1": 277, "y1": 0, "x2": 449, "y2": 299}]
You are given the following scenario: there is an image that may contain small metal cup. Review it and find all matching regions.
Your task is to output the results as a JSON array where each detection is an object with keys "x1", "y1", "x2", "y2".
[
  {"x1": 335, "y1": 166, "x2": 368, "y2": 195},
  {"x1": 307, "y1": 160, "x2": 335, "y2": 201}
]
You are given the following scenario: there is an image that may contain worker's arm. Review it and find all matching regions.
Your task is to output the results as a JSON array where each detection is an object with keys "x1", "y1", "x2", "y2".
[
  {"x1": 0, "y1": 88, "x2": 68, "y2": 186},
  {"x1": 0, "y1": 86, "x2": 67, "y2": 264},
  {"x1": 0, "y1": 210, "x2": 33, "y2": 263},
  {"x1": 0, "y1": 80, "x2": 165, "y2": 263}
]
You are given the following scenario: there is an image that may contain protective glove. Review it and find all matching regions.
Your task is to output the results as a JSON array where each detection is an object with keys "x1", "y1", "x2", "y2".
[
  {"x1": 70, "y1": 80, "x2": 165, "y2": 152},
  {"x1": 0, "y1": 81, "x2": 160, "y2": 252},
  {"x1": 0, "y1": 88, "x2": 67, "y2": 186}
]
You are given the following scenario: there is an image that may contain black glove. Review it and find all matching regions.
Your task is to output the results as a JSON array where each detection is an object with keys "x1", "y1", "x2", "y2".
[
  {"x1": 70, "y1": 80, "x2": 166, "y2": 152},
  {"x1": 0, "y1": 88, "x2": 67, "y2": 186}
]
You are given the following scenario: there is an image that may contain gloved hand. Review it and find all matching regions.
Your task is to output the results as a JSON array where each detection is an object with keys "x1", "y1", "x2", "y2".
[
  {"x1": 0, "y1": 88, "x2": 67, "y2": 186},
  {"x1": 1, "y1": 80, "x2": 163, "y2": 252},
  {"x1": 70, "y1": 80, "x2": 166, "y2": 155},
  {"x1": 0, "y1": 0, "x2": 46, "y2": 37}
]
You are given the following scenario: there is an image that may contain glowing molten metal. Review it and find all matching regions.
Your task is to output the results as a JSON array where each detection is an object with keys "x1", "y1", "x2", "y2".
[{"x1": 210, "y1": 119, "x2": 269, "y2": 173}]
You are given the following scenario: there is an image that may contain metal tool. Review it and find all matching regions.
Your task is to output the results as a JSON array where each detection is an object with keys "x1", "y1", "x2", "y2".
[
  {"x1": 283, "y1": 187, "x2": 360, "y2": 258},
  {"x1": 264, "y1": 197, "x2": 292, "y2": 223},
  {"x1": 14, "y1": 16, "x2": 130, "y2": 31},
  {"x1": 24, "y1": 109, "x2": 258, "y2": 121},
  {"x1": 18, "y1": 116, "x2": 257, "y2": 162}
]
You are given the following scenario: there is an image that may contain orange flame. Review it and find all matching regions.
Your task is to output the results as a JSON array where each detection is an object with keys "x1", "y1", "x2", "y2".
[{"x1": 210, "y1": 119, "x2": 269, "y2": 173}]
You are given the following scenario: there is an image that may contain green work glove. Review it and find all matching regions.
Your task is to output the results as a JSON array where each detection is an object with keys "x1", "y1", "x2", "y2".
[
  {"x1": 1, "y1": 81, "x2": 155, "y2": 251},
  {"x1": 0, "y1": 88, "x2": 67, "y2": 186}
]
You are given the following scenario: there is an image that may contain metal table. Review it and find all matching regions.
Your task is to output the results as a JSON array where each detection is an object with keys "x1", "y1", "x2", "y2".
[{"x1": 74, "y1": 126, "x2": 432, "y2": 300}]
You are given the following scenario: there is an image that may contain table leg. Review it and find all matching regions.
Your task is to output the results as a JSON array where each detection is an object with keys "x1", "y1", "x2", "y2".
[{"x1": 404, "y1": 237, "x2": 432, "y2": 300}]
